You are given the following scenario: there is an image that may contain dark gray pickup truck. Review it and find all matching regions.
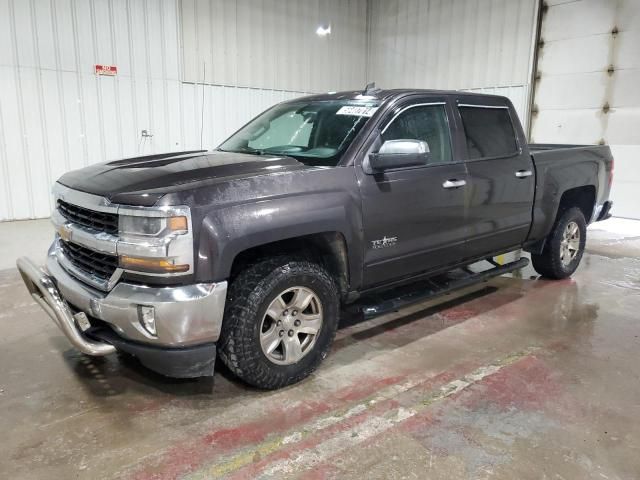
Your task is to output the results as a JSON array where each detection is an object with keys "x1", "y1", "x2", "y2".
[{"x1": 18, "y1": 87, "x2": 613, "y2": 389}]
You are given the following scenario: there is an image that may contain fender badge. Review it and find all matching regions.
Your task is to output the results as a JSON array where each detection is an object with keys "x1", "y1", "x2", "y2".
[{"x1": 371, "y1": 236, "x2": 398, "y2": 249}]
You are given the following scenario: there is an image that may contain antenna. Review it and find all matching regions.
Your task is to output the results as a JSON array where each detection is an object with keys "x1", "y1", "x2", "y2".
[
  {"x1": 363, "y1": 82, "x2": 377, "y2": 95},
  {"x1": 200, "y1": 62, "x2": 206, "y2": 150}
]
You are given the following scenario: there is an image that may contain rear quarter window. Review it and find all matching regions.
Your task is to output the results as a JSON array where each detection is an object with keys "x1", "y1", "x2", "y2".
[{"x1": 459, "y1": 106, "x2": 518, "y2": 159}]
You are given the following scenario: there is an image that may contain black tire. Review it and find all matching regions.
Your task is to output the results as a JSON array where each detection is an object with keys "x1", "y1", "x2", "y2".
[
  {"x1": 531, "y1": 207, "x2": 587, "y2": 280},
  {"x1": 218, "y1": 256, "x2": 339, "y2": 389}
]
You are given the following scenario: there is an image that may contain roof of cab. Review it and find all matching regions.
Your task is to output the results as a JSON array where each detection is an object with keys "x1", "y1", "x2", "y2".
[{"x1": 287, "y1": 88, "x2": 511, "y2": 105}]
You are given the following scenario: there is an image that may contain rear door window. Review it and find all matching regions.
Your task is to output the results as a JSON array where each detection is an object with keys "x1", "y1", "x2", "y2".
[{"x1": 458, "y1": 106, "x2": 518, "y2": 159}]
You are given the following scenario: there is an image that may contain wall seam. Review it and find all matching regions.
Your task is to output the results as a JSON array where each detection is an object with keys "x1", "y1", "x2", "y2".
[
  {"x1": 526, "y1": 0, "x2": 544, "y2": 140},
  {"x1": 0, "y1": 101, "x2": 13, "y2": 220},
  {"x1": 8, "y1": 0, "x2": 35, "y2": 218},
  {"x1": 125, "y1": 0, "x2": 140, "y2": 154},
  {"x1": 143, "y1": 0, "x2": 155, "y2": 154},
  {"x1": 70, "y1": 0, "x2": 89, "y2": 168},
  {"x1": 50, "y1": 0, "x2": 71, "y2": 173},
  {"x1": 29, "y1": 0, "x2": 53, "y2": 213},
  {"x1": 89, "y1": 0, "x2": 107, "y2": 163},
  {"x1": 108, "y1": 0, "x2": 124, "y2": 158}
]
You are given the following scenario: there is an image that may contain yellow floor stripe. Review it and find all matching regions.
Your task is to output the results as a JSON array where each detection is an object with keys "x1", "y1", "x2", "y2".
[{"x1": 189, "y1": 348, "x2": 537, "y2": 479}]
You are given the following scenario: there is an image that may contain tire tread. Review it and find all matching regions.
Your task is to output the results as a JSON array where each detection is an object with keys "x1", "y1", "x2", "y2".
[
  {"x1": 531, "y1": 207, "x2": 586, "y2": 280},
  {"x1": 218, "y1": 256, "x2": 338, "y2": 389}
]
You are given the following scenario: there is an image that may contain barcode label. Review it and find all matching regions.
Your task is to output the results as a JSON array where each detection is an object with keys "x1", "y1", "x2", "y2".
[{"x1": 336, "y1": 105, "x2": 379, "y2": 117}]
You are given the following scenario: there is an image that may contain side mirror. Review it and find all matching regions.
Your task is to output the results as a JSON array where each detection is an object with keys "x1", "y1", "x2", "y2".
[{"x1": 368, "y1": 139, "x2": 430, "y2": 172}]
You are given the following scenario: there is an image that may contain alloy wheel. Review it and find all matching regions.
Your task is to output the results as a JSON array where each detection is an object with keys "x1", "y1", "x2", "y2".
[
  {"x1": 259, "y1": 286, "x2": 323, "y2": 365},
  {"x1": 560, "y1": 221, "x2": 580, "y2": 266}
]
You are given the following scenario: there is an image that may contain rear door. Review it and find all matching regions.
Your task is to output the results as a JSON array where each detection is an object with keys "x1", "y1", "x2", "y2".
[
  {"x1": 455, "y1": 99, "x2": 535, "y2": 258},
  {"x1": 356, "y1": 96, "x2": 470, "y2": 287}
]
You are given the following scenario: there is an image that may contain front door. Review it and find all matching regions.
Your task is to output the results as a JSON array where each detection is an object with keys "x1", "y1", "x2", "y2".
[{"x1": 356, "y1": 98, "x2": 470, "y2": 288}]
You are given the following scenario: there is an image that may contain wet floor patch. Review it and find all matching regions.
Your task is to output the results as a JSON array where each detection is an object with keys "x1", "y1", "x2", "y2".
[{"x1": 1, "y1": 230, "x2": 640, "y2": 479}]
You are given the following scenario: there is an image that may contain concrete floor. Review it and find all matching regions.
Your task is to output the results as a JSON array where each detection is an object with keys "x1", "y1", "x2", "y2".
[{"x1": 0, "y1": 219, "x2": 639, "y2": 479}]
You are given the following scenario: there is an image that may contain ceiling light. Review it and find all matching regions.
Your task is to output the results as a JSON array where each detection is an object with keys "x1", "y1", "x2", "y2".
[{"x1": 316, "y1": 24, "x2": 331, "y2": 37}]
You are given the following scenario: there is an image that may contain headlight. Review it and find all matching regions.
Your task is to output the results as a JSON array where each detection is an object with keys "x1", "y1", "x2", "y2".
[
  {"x1": 117, "y1": 208, "x2": 193, "y2": 275},
  {"x1": 118, "y1": 215, "x2": 188, "y2": 237}
]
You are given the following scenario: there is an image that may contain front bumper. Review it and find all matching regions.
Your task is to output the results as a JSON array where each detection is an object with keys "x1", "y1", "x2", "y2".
[{"x1": 17, "y1": 254, "x2": 227, "y2": 378}]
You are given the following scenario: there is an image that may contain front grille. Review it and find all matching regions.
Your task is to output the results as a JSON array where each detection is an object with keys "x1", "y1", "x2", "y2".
[
  {"x1": 57, "y1": 200, "x2": 118, "y2": 234},
  {"x1": 60, "y1": 240, "x2": 118, "y2": 280}
]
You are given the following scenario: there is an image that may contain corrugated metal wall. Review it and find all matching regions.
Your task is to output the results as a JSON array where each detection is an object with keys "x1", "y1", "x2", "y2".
[
  {"x1": 366, "y1": 0, "x2": 539, "y2": 127},
  {"x1": 530, "y1": 0, "x2": 640, "y2": 219},
  {"x1": 1, "y1": 0, "x2": 545, "y2": 222},
  {"x1": 182, "y1": 0, "x2": 368, "y2": 92},
  {"x1": 0, "y1": 0, "x2": 367, "y2": 221}
]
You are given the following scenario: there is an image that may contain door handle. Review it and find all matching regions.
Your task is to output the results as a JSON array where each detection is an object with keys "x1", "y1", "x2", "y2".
[
  {"x1": 515, "y1": 169, "x2": 533, "y2": 178},
  {"x1": 442, "y1": 179, "x2": 467, "y2": 189}
]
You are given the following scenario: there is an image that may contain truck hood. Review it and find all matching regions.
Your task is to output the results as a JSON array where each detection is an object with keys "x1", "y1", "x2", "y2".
[{"x1": 57, "y1": 150, "x2": 312, "y2": 206}]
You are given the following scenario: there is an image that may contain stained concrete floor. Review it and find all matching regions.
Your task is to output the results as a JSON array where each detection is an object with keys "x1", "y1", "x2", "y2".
[{"x1": 1, "y1": 220, "x2": 639, "y2": 479}]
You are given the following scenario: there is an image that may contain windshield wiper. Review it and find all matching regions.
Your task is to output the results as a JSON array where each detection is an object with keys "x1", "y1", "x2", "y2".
[{"x1": 218, "y1": 147, "x2": 265, "y2": 156}]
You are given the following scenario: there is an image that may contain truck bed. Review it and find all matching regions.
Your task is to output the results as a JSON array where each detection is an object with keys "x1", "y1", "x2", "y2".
[
  {"x1": 529, "y1": 143, "x2": 594, "y2": 151},
  {"x1": 528, "y1": 143, "x2": 613, "y2": 167},
  {"x1": 526, "y1": 143, "x2": 613, "y2": 239}
]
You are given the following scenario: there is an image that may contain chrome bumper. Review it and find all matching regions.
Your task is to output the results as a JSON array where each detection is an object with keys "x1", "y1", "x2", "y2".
[
  {"x1": 17, "y1": 257, "x2": 116, "y2": 356},
  {"x1": 17, "y1": 253, "x2": 228, "y2": 355}
]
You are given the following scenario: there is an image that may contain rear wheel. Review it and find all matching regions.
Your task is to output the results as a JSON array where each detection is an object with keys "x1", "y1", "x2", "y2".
[
  {"x1": 531, "y1": 207, "x2": 586, "y2": 279},
  {"x1": 218, "y1": 256, "x2": 339, "y2": 389}
]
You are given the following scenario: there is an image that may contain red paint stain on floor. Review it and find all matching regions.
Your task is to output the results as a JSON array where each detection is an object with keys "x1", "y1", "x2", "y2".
[
  {"x1": 127, "y1": 373, "x2": 413, "y2": 480},
  {"x1": 130, "y1": 400, "x2": 332, "y2": 480},
  {"x1": 460, "y1": 355, "x2": 562, "y2": 412},
  {"x1": 336, "y1": 374, "x2": 406, "y2": 402},
  {"x1": 226, "y1": 365, "x2": 477, "y2": 479},
  {"x1": 226, "y1": 398, "x2": 403, "y2": 480},
  {"x1": 439, "y1": 306, "x2": 480, "y2": 322}
]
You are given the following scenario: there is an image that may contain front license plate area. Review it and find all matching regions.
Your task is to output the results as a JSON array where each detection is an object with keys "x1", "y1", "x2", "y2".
[{"x1": 74, "y1": 312, "x2": 91, "y2": 332}]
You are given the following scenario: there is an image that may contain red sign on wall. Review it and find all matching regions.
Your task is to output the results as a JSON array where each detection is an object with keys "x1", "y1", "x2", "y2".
[{"x1": 95, "y1": 64, "x2": 117, "y2": 76}]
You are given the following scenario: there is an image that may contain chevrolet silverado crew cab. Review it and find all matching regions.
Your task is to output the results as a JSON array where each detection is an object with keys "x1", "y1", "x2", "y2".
[{"x1": 18, "y1": 87, "x2": 613, "y2": 389}]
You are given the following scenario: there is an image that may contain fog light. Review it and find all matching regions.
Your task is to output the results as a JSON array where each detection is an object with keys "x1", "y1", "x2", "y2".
[{"x1": 138, "y1": 305, "x2": 156, "y2": 336}]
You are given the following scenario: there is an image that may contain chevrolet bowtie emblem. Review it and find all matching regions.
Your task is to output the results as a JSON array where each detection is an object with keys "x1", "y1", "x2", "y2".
[{"x1": 58, "y1": 224, "x2": 73, "y2": 242}]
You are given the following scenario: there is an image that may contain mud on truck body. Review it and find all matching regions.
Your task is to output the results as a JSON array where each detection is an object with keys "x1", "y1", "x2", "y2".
[{"x1": 18, "y1": 87, "x2": 613, "y2": 389}]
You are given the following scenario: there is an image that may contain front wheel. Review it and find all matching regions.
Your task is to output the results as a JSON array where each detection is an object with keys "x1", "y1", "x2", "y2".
[
  {"x1": 531, "y1": 207, "x2": 587, "y2": 279},
  {"x1": 218, "y1": 256, "x2": 339, "y2": 389}
]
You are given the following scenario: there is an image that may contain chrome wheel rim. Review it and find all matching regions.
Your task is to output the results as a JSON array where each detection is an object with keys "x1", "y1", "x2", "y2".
[
  {"x1": 259, "y1": 286, "x2": 323, "y2": 365},
  {"x1": 560, "y1": 221, "x2": 580, "y2": 266}
]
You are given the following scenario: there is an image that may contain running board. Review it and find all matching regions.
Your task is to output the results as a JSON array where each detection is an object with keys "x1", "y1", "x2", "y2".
[{"x1": 353, "y1": 257, "x2": 529, "y2": 319}]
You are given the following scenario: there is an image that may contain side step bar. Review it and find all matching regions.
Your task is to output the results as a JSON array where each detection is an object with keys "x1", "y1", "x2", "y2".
[{"x1": 354, "y1": 258, "x2": 529, "y2": 319}]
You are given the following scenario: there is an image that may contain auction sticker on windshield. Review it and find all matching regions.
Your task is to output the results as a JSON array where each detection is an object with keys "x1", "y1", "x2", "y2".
[{"x1": 336, "y1": 105, "x2": 379, "y2": 117}]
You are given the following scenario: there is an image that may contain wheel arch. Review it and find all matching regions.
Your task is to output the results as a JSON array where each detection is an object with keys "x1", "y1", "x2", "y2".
[
  {"x1": 526, "y1": 185, "x2": 596, "y2": 254},
  {"x1": 556, "y1": 185, "x2": 596, "y2": 223},
  {"x1": 228, "y1": 232, "x2": 351, "y2": 299}
]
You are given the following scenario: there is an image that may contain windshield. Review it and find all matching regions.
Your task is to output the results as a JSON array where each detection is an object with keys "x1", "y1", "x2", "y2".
[{"x1": 218, "y1": 100, "x2": 380, "y2": 166}]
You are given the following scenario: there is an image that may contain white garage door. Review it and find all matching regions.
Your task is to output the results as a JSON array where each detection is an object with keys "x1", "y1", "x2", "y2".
[{"x1": 530, "y1": 0, "x2": 640, "y2": 219}]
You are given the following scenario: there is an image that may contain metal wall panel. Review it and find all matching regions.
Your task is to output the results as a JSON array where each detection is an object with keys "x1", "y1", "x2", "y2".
[
  {"x1": 367, "y1": 0, "x2": 539, "y2": 130},
  {"x1": 181, "y1": 0, "x2": 368, "y2": 92},
  {"x1": 366, "y1": 0, "x2": 538, "y2": 88},
  {"x1": 0, "y1": 0, "x2": 325, "y2": 221},
  {"x1": 0, "y1": 0, "x2": 541, "y2": 222},
  {"x1": 531, "y1": 0, "x2": 640, "y2": 219}
]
